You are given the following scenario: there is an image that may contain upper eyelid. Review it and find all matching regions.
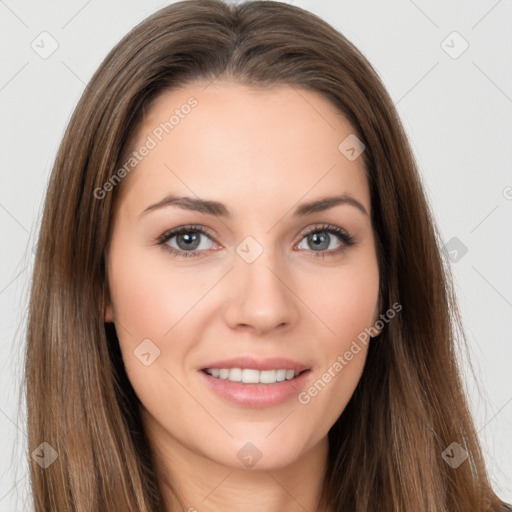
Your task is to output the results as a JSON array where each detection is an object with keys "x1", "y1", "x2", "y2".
[{"x1": 157, "y1": 224, "x2": 214, "y2": 242}]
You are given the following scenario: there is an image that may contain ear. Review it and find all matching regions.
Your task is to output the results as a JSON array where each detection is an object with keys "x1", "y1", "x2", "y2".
[{"x1": 104, "y1": 302, "x2": 114, "y2": 323}]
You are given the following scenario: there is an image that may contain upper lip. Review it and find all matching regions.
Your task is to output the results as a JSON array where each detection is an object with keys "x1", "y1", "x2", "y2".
[{"x1": 200, "y1": 356, "x2": 310, "y2": 373}]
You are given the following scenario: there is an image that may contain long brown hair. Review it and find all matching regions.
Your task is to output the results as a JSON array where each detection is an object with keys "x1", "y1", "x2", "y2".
[{"x1": 25, "y1": 1, "x2": 509, "y2": 510}]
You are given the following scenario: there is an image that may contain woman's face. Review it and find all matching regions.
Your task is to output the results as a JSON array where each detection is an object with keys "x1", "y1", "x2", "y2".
[{"x1": 105, "y1": 81, "x2": 380, "y2": 471}]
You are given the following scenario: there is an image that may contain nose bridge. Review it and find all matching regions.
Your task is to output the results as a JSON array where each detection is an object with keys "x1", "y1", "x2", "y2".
[
  {"x1": 239, "y1": 235, "x2": 280, "y2": 284},
  {"x1": 236, "y1": 232, "x2": 285, "y2": 296},
  {"x1": 224, "y1": 232, "x2": 298, "y2": 332}
]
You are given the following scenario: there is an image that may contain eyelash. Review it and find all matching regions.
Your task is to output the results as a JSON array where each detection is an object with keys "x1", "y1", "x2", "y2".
[{"x1": 156, "y1": 223, "x2": 356, "y2": 260}]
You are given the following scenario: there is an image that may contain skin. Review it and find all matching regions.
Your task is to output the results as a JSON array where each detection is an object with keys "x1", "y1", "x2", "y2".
[{"x1": 105, "y1": 80, "x2": 381, "y2": 512}]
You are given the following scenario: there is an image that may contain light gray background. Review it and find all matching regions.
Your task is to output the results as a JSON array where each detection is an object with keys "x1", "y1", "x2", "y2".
[{"x1": 1, "y1": 0, "x2": 511, "y2": 509}]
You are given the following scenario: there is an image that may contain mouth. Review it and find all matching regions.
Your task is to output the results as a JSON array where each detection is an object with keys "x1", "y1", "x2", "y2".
[{"x1": 199, "y1": 366, "x2": 313, "y2": 408}]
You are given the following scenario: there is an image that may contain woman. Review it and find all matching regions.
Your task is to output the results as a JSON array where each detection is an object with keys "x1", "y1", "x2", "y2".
[{"x1": 25, "y1": 0, "x2": 511, "y2": 510}]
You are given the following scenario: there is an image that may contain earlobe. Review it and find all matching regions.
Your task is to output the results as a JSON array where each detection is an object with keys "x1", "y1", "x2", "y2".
[
  {"x1": 104, "y1": 303, "x2": 114, "y2": 323},
  {"x1": 103, "y1": 280, "x2": 114, "y2": 323}
]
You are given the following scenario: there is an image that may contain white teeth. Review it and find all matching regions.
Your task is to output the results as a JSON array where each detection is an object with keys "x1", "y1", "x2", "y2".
[
  {"x1": 276, "y1": 369, "x2": 287, "y2": 382},
  {"x1": 204, "y1": 368, "x2": 301, "y2": 384},
  {"x1": 241, "y1": 369, "x2": 260, "y2": 383},
  {"x1": 229, "y1": 368, "x2": 243, "y2": 381}
]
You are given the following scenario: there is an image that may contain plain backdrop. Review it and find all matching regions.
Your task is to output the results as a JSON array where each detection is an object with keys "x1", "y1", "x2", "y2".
[{"x1": 0, "y1": 0, "x2": 511, "y2": 509}]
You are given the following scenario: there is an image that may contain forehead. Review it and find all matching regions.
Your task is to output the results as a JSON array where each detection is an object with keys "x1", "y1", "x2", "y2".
[{"x1": 120, "y1": 81, "x2": 370, "y2": 218}]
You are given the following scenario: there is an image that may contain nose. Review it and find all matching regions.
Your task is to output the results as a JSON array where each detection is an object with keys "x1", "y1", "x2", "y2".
[{"x1": 222, "y1": 241, "x2": 300, "y2": 335}]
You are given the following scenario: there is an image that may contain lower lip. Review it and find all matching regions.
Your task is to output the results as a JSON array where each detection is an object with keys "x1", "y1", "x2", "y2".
[{"x1": 199, "y1": 369, "x2": 312, "y2": 408}]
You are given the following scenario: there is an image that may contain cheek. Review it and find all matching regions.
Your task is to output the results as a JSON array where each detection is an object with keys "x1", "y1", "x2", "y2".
[
  {"x1": 293, "y1": 253, "x2": 379, "y2": 421},
  {"x1": 107, "y1": 244, "x2": 204, "y2": 339},
  {"x1": 302, "y1": 251, "x2": 380, "y2": 344},
  {"x1": 107, "y1": 243, "x2": 221, "y2": 389},
  {"x1": 106, "y1": 245, "x2": 202, "y2": 410}
]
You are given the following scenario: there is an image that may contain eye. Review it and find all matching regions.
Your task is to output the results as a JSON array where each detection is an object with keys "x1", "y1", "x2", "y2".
[
  {"x1": 295, "y1": 223, "x2": 356, "y2": 258},
  {"x1": 157, "y1": 225, "x2": 218, "y2": 259}
]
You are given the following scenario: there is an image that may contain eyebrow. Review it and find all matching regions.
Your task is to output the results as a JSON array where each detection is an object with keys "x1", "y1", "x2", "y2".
[{"x1": 140, "y1": 192, "x2": 368, "y2": 218}]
